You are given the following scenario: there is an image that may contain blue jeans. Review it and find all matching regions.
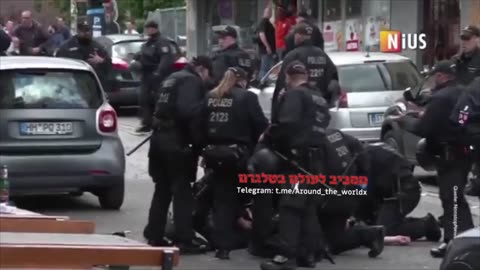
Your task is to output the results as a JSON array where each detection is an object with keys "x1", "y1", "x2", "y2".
[{"x1": 258, "y1": 54, "x2": 275, "y2": 80}]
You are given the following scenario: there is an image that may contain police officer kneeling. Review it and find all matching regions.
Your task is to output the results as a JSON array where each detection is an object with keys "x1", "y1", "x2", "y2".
[
  {"x1": 144, "y1": 56, "x2": 213, "y2": 253},
  {"x1": 271, "y1": 22, "x2": 338, "y2": 119},
  {"x1": 197, "y1": 67, "x2": 268, "y2": 260},
  {"x1": 395, "y1": 60, "x2": 474, "y2": 258},
  {"x1": 260, "y1": 61, "x2": 330, "y2": 270}
]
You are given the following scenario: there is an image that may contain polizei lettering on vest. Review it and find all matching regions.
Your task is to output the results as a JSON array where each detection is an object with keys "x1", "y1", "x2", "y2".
[{"x1": 207, "y1": 98, "x2": 234, "y2": 107}]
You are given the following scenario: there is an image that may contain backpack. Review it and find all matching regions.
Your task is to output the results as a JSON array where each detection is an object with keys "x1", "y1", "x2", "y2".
[{"x1": 451, "y1": 78, "x2": 480, "y2": 145}]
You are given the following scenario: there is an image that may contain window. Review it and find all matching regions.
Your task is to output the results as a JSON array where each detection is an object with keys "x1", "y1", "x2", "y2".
[
  {"x1": 338, "y1": 64, "x2": 387, "y2": 92},
  {"x1": 112, "y1": 41, "x2": 144, "y2": 61},
  {"x1": 346, "y1": 0, "x2": 362, "y2": 18},
  {"x1": 263, "y1": 62, "x2": 283, "y2": 83},
  {"x1": 0, "y1": 70, "x2": 102, "y2": 109},
  {"x1": 323, "y1": 0, "x2": 342, "y2": 21},
  {"x1": 381, "y1": 61, "x2": 423, "y2": 91}
]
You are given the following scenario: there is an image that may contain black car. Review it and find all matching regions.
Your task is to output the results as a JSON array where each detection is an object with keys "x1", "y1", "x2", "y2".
[{"x1": 95, "y1": 34, "x2": 185, "y2": 108}]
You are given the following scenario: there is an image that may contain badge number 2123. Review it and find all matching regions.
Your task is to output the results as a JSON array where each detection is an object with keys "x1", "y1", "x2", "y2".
[{"x1": 210, "y1": 112, "x2": 229, "y2": 122}]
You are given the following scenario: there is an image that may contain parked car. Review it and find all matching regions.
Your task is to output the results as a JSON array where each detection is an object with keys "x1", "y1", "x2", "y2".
[
  {"x1": 95, "y1": 34, "x2": 187, "y2": 108},
  {"x1": 381, "y1": 74, "x2": 435, "y2": 165},
  {"x1": 0, "y1": 56, "x2": 125, "y2": 209},
  {"x1": 249, "y1": 52, "x2": 424, "y2": 142}
]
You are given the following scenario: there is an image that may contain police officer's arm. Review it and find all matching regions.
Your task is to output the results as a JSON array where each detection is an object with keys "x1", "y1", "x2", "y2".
[
  {"x1": 54, "y1": 39, "x2": 71, "y2": 58},
  {"x1": 343, "y1": 132, "x2": 370, "y2": 175},
  {"x1": 154, "y1": 39, "x2": 175, "y2": 81},
  {"x1": 270, "y1": 90, "x2": 303, "y2": 147},
  {"x1": 271, "y1": 51, "x2": 297, "y2": 111},
  {"x1": 401, "y1": 96, "x2": 452, "y2": 138},
  {"x1": 0, "y1": 30, "x2": 11, "y2": 53},
  {"x1": 212, "y1": 54, "x2": 229, "y2": 85},
  {"x1": 246, "y1": 91, "x2": 269, "y2": 141},
  {"x1": 190, "y1": 96, "x2": 210, "y2": 148},
  {"x1": 176, "y1": 79, "x2": 204, "y2": 122},
  {"x1": 313, "y1": 27, "x2": 324, "y2": 50}
]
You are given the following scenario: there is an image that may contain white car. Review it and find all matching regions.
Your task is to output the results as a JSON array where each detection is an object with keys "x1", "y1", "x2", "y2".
[{"x1": 249, "y1": 52, "x2": 424, "y2": 142}]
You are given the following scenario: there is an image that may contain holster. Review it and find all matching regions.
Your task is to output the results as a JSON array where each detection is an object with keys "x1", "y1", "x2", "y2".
[{"x1": 202, "y1": 144, "x2": 248, "y2": 173}]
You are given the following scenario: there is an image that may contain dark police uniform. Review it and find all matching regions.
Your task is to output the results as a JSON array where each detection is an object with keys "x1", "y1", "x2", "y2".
[
  {"x1": 355, "y1": 143, "x2": 441, "y2": 242},
  {"x1": 144, "y1": 64, "x2": 206, "y2": 251},
  {"x1": 137, "y1": 21, "x2": 175, "y2": 130},
  {"x1": 272, "y1": 24, "x2": 337, "y2": 120},
  {"x1": 261, "y1": 63, "x2": 331, "y2": 270},
  {"x1": 211, "y1": 26, "x2": 253, "y2": 85},
  {"x1": 284, "y1": 15, "x2": 324, "y2": 54},
  {"x1": 399, "y1": 60, "x2": 474, "y2": 257},
  {"x1": 198, "y1": 67, "x2": 268, "y2": 258},
  {"x1": 314, "y1": 131, "x2": 384, "y2": 260},
  {"x1": 0, "y1": 29, "x2": 11, "y2": 56},
  {"x1": 452, "y1": 26, "x2": 480, "y2": 87},
  {"x1": 56, "y1": 23, "x2": 112, "y2": 92}
]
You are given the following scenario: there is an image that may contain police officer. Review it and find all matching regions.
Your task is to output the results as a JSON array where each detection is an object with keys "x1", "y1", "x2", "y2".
[
  {"x1": 260, "y1": 61, "x2": 331, "y2": 270},
  {"x1": 271, "y1": 23, "x2": 338, "y2": 120},
  {"x1": 197, "y1": 67, "x2": 268, "y2": 260},
  {"x1": 56, "y1": 22, "x2": 112, "y2": 92},
  {"x1": 354, "y1": 143, "x2": 442, "y2": 242},
  {"x1": 211, "y1": 26, "x2": 253, "y2": 85},
  {"x1": 452, "y1": 25, "x2": 480, "y2": 86},
  {"x1": 284, "y1": 9, "x2": 324, "y2": 55},
  {"x1": 135, "y1": 21, "x2": 175, "y2": 133},
  {"x1": 394, "y1": 60, "x2": 474, "y2": 258},
  {"x1": 315, "y1": 130, "x2": 385, "y2": 261},
  {"x1": 144, "y1": 56, "x2": 213, "y2": 253}
]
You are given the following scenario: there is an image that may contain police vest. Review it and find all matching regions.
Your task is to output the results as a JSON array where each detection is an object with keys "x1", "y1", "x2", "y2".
[{"x1": 324, "y1": 129, "x2": 357, "y2": 178}]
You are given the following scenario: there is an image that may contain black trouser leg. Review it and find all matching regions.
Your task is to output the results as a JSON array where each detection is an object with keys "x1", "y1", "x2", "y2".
[
  {"x1": 319, "y1": 213, "x2": 364, "y2": 254},
  {"x1": 298, "y1": 204, "x2": 322, "y2": 256},
  {"x1": 437, "y1": 160, "x2": 474, "y2": 242},
  {"x1": 212, "y1": 172, "x2": 239, "y2": 250},
  {"x1": 277, "y1": 204, "x2": 302, "y2": 259},
  {"x1": 172, "y1": 166, "x2": 195, "y2": 242},
  {"x1": 139, "y1": 78, "x2": 154, "y2": 128},
  {"x1": 252, "y1": 192, "x2": 276, "y2": 246},
  {"x1": 144, "y1": 165, "x2": 172, "y2": 242}
]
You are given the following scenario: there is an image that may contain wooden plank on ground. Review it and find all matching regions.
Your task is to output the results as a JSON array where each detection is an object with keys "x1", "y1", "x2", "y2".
[{"x1": 0, "y1": 219, "x2": 95, "y2": 234}]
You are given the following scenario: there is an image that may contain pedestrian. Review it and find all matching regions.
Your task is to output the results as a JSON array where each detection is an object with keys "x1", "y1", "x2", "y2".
[
  {"x1": 211, "y1": 26, "x2": 253, "y2": 85},
  {"x1": 271, "y1": 22, "x2": 338, "y2": 120},
  {"x1": 260, "y1": 61, "x2": 331, "y2": 270},
  {"x1": 56, "y1": 17, "x2": 71, "y2": 41},
  {"x1": 47, "y1": 24, "x2": 66, "y2": 55},
  {"x1": 12, "y1": 10, "x2": 50, "y2": 56},
  {"x1": 124, "y1": 20, "x2": 139, "y2": 34},
  {"x1": 0, "y1": 29, "x2": 11, "y2": 56},
  {"x1": 394, "y1": 60, "x2": 474, "y2": 258},
  {"x1": 3, "y1": 20, "x2": 15, "y2": 36},
  {"x1": 256, "y1": 2, "x2": 276, "y2": 80},
  {"x1": 452, "y1": 25, "x2": 480, "y2": 86},
  {"x1": 274, "y1": 5, "x2": 293, "y2": 59},
  {"x1": 197, "y1": 66, "x2": 268, "y2": 259},
  {"x1": 56, "y1": 22, "x2": 112, "y2": 92},
  {"x1": 284, "y1": 9, "x2": 324, "y2": 54},
  {"x1": 354, "y1": 143, "x2": 442, "y2": 242},
  {"x1": 134, "y1": 21, "x2": 175, "y2": 133},
  {"x1": 144, "y1": 56, "x2": 213, "y2": 253}
]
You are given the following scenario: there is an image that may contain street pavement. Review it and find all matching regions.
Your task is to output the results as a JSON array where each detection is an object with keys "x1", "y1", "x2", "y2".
[{"x1": 14, "y1": 111, "x2": 480, "y2": 270}]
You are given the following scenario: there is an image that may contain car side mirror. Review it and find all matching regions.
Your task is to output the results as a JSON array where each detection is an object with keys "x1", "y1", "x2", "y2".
[
  {"x1": 403, "y1": 89, "x2": 414, "y2": 102},
  {"x1": 420, "y1": 65, "x2": 431, "y2": 77}
]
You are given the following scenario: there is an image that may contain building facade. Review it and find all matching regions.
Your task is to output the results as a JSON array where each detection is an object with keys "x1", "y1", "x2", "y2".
[{"x1": 186, "y1": 0, "x2": 480, "y2": 67}]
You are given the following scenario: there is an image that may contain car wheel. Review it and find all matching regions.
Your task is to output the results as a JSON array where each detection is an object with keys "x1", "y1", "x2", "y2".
[
  {"x1": 383, "y1": 130, "x2": 403, "y2": 154},
  {"x1": 97, "y1": 180, "x2": 125, "y2": 210}
]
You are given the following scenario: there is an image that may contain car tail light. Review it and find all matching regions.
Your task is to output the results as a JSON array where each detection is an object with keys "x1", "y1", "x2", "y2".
[
  {"x1": 338, "y1": 89, "x2": 348, "y2": 108},
  {"x1": 112, "y1": 58, "x2": 129, "y2": 71},
  {"x1": 173, "y1": 57, "x2": 188, "y2": 71},
  {"x1": 98, "y1": 105, "x2": 118, "y2": 133}
]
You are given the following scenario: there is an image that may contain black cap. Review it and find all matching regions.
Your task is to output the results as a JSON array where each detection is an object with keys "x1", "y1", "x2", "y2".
[
  {"x1": 228, "y1": 66, "x2": 248, "y2": 79},
  {"x1": 293, "y1": 23, "x2": 313, "y2": 36},
  {"x1": 216, "y1": 26, "x2": 238, "y2": 39},
  {"x1": 77, "y1": 21, "x2": 91, "y2": 32},
  {"x1": 192, "y1": 55, "x2": 213, "y2": 73},
  {"x1": 144, "y1": 20, "x2": 158, "y2": 29},
  {"x1": 429, "y1": 60, "x2": 456, "y2": 76},
  {"x1": 460, "y1": 25, "x2": 480, "y2": 39},
  {"x1": 285, "y1": 61, "x2": 308, "y2": 75}
]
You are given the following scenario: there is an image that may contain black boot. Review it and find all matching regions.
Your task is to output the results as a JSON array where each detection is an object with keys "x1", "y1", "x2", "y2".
[
  {"x1": 215, "y1": 249, "x2": 230, "y2": 260},
  {"x1": 361, "y1": 226, "x2": 385, "y2": 258},
  {"x1": 424, "y1": 213, "x2": 442, "y2": 242},
  {"x1": 176, "y1": 238, "x2": 208, "y2": 254},
  {"x1": 465, "y1": 177, "x2": 480, "y2": 196},
  {"x1": 260, "y1": 255, "x2": 296, "y2": 270},
  {"x1": 248, "y1": 242, "x2": 276, "y2": 258},
  {"x1": 296, "y1": 253, "x2": 316, "y2": 268},
  {"x1": 147, "y1": 237, "x2": 173, "y2": 247},
  {"x1": 430, "y1": 242, "x2": 448, "y2": 258}
]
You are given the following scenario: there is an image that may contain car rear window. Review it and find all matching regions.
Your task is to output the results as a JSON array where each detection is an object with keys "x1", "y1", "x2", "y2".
[
  {"x1": 381, "y1": 61, "x2": 422, "y2": 91},
  {"x1": 338, "y1": 64, "x2": 388, "y2": 92},
  {"x1": 0, "y1": 69, "x2": 103, "y2": 109},
  {"x1": 112, "y1": 41, "x2": 144, "y2": 61}
]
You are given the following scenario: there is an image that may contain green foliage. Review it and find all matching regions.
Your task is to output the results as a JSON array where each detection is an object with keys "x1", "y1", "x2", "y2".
[
  {"x1": 34, "y1": 0, "x2": 43, "y2": 13},
  {"x1": 117, "y1": 0, "x2": 185, "y2": 19},
  {"x1": 52, "y1": 0, "x2": 71, "y2": 15}
]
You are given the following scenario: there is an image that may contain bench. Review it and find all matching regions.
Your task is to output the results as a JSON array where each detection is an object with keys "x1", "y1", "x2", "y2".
[
  {"x1": 0, "y1": 208, "x2": 95, "y2": 234},
  {"x1": 0, "y1": 232, "x2": 179, "y2": 270}
]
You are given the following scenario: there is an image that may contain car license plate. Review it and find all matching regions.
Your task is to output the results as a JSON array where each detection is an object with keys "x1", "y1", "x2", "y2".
[
  {"x1": 368, "y1": 113, "x2": 384, "y2": 126},
  {"x1": 19, "y1": 122, "x2": 73, "y2": 135}
]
